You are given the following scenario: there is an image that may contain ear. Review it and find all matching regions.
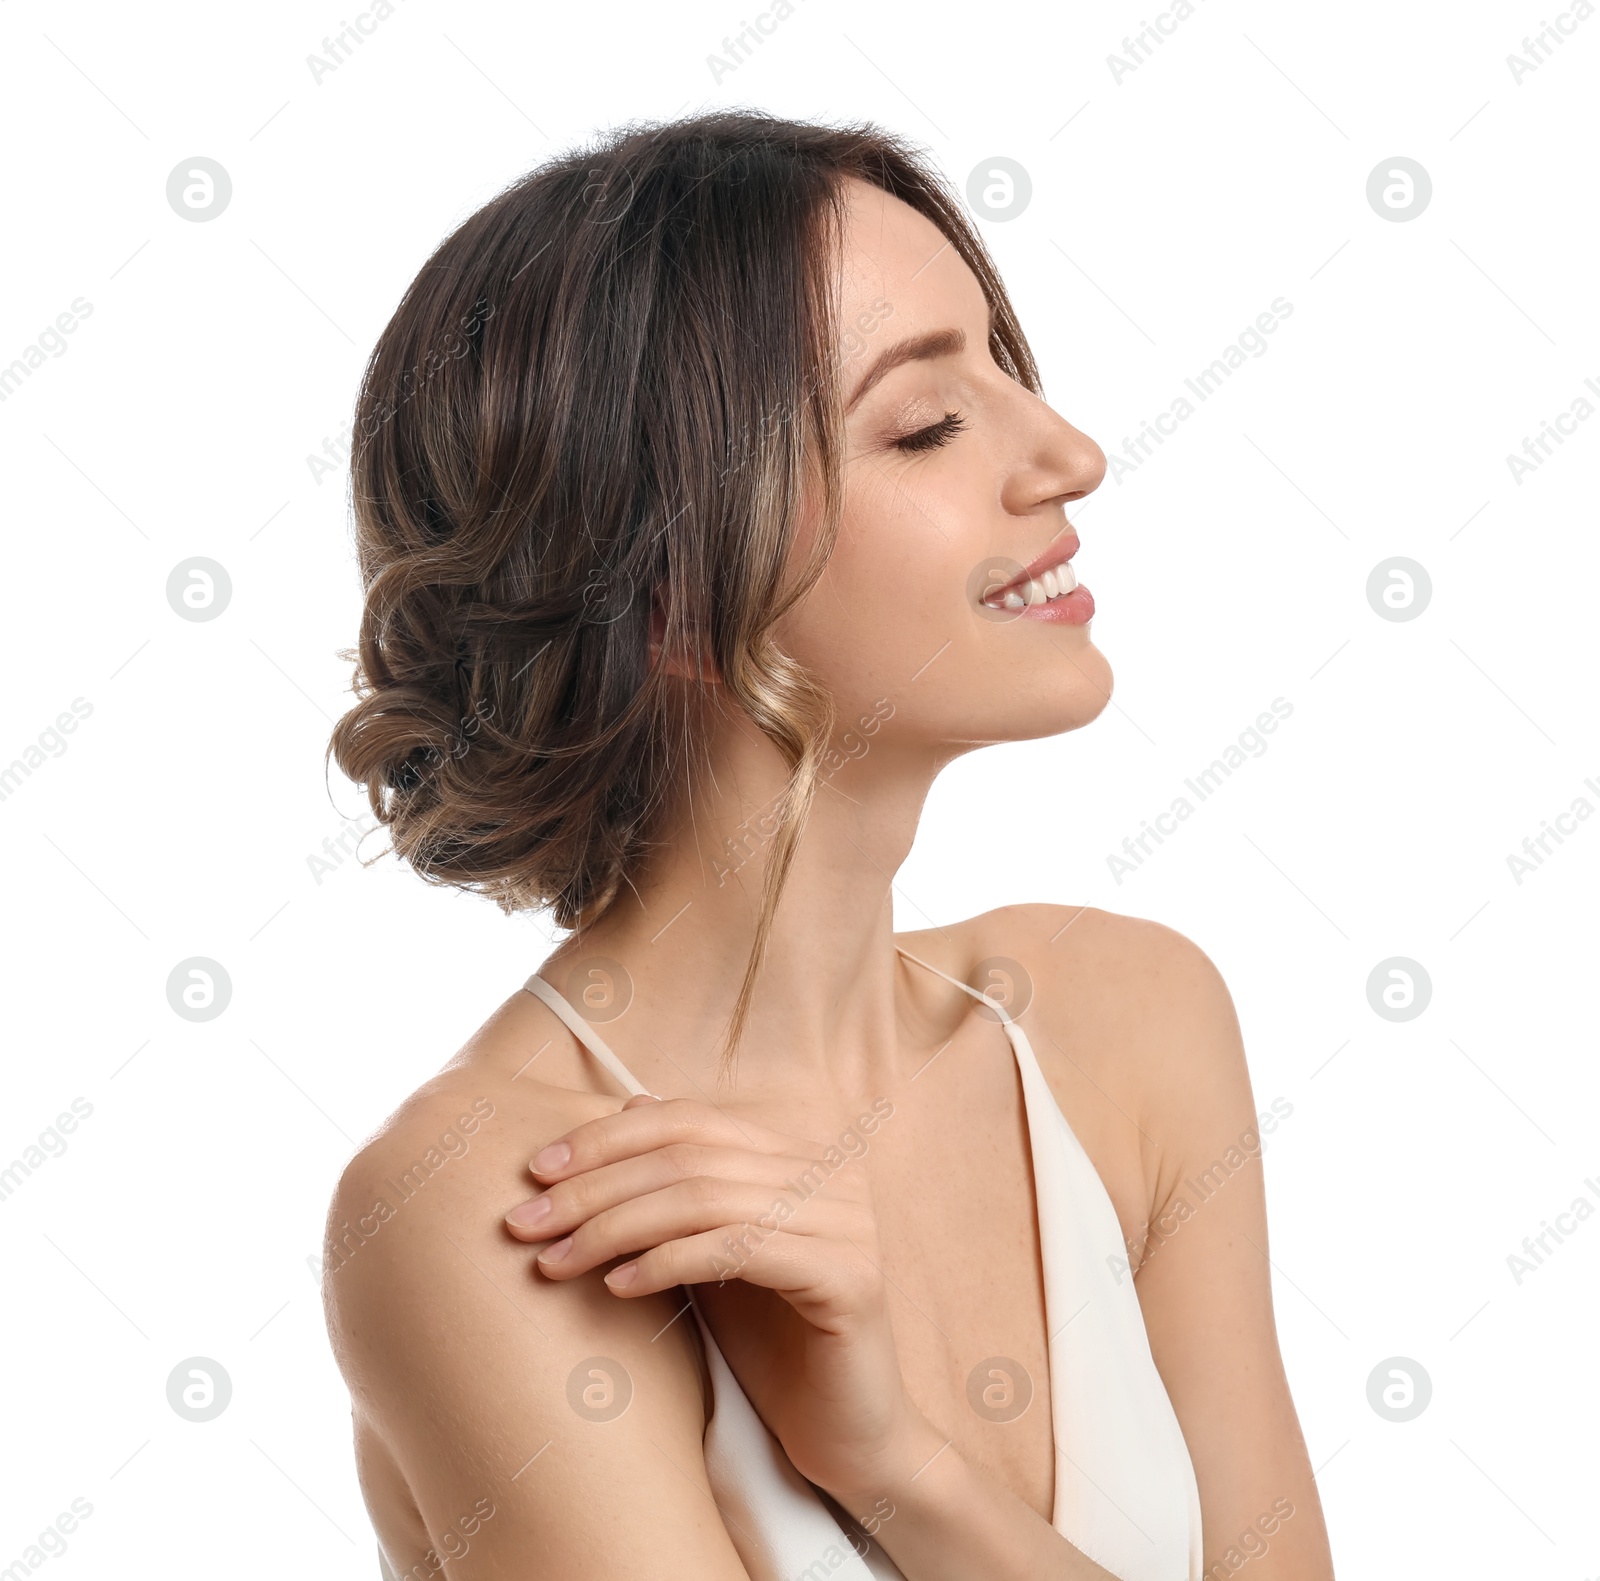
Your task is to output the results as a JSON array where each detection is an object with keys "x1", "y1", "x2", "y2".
[{"x1": 647, "y1": 585, "x2": 719, "y2": 683}]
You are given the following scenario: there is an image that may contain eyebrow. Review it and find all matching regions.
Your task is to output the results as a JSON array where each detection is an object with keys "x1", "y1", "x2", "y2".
[{"x1": 845, "y1": 326, "x2": 966, "y2": 413}]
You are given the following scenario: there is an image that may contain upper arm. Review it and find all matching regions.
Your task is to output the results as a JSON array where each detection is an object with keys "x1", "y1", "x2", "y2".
[
  {"x1": 322, "y1": 1101, "x2": 752, "y2": 1580},
  {"x1": 1100, "y1": 915, "x2": 1335, "y2": 1577}
]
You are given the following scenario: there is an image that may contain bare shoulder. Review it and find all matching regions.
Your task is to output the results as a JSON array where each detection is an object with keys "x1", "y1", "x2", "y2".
[
  {"x1": 320, "y1": 992, "x2": 742, "y2": 1578},
  {"x1": 901, "y1": 902, "x2": 1241, "y2": 1073},
  {"x1": 970, "y1": 900, "x2": 1229, "y2": 987},
  {"x1": 322, "y1": 995, "x2": 618, "y2": 1377},
  {"x1": 321, "y1": 1049, "x2": 619, "y2": 1391}
]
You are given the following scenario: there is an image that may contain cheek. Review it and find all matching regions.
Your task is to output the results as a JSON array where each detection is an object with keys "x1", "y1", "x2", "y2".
[
  {"x1": 785, "y1": 491, "x2": 974, "y2": 691},
  {"x1": 844, "y1": 469, "x2": 980, "y2": 610}
]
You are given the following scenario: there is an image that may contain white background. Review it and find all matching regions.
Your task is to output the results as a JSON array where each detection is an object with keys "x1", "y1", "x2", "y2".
[{"x1": 1, "y1": 0, "x2": 1596, "y2": 1575}]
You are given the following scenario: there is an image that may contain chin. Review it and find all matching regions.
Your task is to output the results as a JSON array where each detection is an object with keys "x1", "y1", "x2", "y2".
[
  {"x1": 957, "y1": 644, "x2": 1113, "y2": 746},
  {"x1": 1048, "y1": 692, "x2": 1112, "y2": 737},
  {"x1": 1038, "y1": 638, "x2": 1113, "y2": 735},
  {"x1": 1055, "y1": 631, "x2": 1112, "y2": 702}
]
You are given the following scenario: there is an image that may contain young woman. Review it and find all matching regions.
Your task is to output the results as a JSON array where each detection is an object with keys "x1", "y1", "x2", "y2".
[{"x1": 322, "y1": 110, "x2": 1336, "y2": 1581}]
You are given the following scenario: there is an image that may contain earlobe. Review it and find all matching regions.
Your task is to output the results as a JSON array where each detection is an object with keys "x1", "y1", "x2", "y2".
[
  {"x1": 647, "y1": 595, "x2": 668, "y2": 670},
  {"x1": 648, "y1": 587, "x2": 720, "y2": 684}
]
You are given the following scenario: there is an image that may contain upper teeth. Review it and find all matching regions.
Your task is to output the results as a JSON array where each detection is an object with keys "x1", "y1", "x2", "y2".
[{"x1": 986, "y1": 560, "x2": 1077, "y2": 609}]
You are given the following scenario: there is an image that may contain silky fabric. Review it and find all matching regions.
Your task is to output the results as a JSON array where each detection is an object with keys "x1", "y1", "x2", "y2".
[{"x1": 519, "y1": 946, "x2": 1204, "y2": 1580}]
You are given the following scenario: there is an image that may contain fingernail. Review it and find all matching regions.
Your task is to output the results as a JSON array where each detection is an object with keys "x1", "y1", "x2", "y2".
[
  {"x1": 604, "y1": 1261, "x2": 638, "y2": 1289},
  {"x1": 531, "y1": 1141, "x2": 571, "y2": 1174},
  {"x1": 538, "y1": 1235, "x2": 573, "y2": 1263},
  {"x1": 506, "y1": 1196, "x2": 552, "y2": 1229}
]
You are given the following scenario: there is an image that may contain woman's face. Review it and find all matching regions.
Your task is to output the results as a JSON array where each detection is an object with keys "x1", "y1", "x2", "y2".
[{"x1": 776, "y1": 175, "x2": 1112, "y2": 757}]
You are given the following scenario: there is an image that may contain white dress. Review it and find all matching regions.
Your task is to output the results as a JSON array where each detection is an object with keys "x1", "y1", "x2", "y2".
[{"x1": 520, "y1": 944, "x2": 1204, "y2": 1580}]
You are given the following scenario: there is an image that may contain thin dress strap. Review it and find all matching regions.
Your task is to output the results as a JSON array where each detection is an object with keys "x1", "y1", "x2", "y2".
[
  {"x1": 522, "y1": 974, "x2": 657, "y2": 1098},
  {"x1": 893, "y1": 944, "x2": 1017, "y2": 1025}
]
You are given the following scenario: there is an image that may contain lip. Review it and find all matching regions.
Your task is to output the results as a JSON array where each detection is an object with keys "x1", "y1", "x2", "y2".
[
  {"x1": 988, "y1": 527, "x2": 1080, "y2": 598},
  {"x1": 1006, "y1": 584, "x2": 1095, "y2": 624}
]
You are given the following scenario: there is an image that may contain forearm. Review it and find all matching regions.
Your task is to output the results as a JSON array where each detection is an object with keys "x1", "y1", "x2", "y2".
[{"x1": 824, "y1": 1411, "x2": 1119, "y2": 1581}]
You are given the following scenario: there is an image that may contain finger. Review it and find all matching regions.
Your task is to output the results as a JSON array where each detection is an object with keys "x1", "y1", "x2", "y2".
[
  {"x1": 605, "y1": 1224, "x2": 880, "y2": 1308},
  {"x1": 533, "y1": 1176, "x2": 863, "y2": 1280},
  {"x1": 506, "y1": 1142, "x2": 824, "y2": 1242},
  {"x1": 536, "y1": 1176, "x2": 864, "y2": 1278},
  {"x1": 540, "y1": 1171, "x2": 825, "y2": 1286},
  {"x1": 529, "y1": 1096, "x2": 811, "y2": 1182}
]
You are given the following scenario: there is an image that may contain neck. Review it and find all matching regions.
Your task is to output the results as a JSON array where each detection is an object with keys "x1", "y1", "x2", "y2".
[{"x1": 540, "y1": 708, "x2": 958, "y2": 1097}]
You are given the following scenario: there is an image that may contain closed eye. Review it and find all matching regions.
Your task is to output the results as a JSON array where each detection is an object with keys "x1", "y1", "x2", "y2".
[{"x1": 894, "y1": 409, "x2": 968, "y2": 454}]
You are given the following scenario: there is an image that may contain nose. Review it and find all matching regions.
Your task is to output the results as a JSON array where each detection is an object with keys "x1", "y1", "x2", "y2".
[{"x1": 999, "y1": 405, "x2": 1106, "y2": 518}]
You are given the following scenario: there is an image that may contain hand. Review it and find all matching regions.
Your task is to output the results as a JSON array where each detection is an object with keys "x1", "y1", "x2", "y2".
[{"x1": 503, "y1": 1094, "x2": 923, "y2": 1502}]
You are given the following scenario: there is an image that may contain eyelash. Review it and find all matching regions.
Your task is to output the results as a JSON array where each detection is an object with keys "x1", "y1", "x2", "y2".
[{"x1": 893, "y1": 409, "x2": 968, "y2": 453}]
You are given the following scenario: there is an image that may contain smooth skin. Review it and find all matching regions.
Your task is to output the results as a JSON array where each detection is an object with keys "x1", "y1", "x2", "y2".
[{"x1": 324, "y1": 178, "x2": 1336, "y2": 1579}]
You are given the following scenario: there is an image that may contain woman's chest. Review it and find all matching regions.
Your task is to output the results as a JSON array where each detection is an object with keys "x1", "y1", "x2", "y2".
[
  {"x1": 857, "y1": 1048, "x2": 1061, "y2": 1522},
  {"x1": 721, "y1": 1014, "x2": 1152, "y2": 1526}
]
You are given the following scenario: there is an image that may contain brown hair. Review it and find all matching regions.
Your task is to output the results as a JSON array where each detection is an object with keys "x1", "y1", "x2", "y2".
[{"x1": 328, "y1": 108, "x2": 1040, "y2": 1065}]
